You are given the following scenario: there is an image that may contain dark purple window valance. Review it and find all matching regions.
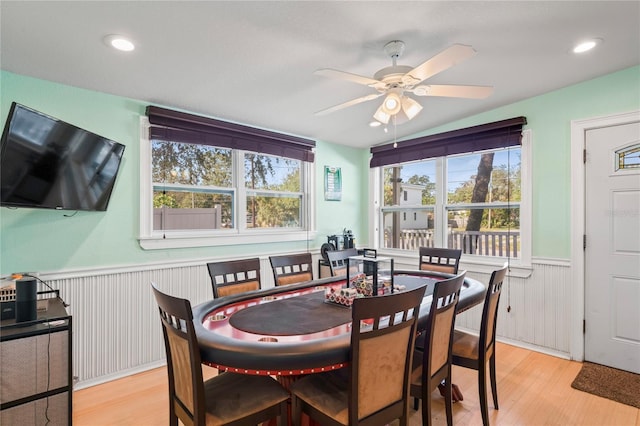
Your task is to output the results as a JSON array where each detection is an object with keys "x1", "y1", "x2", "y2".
[
  {"x1": 147, "y1": 106, "x2": 316, "y2": 162},
  {"x1": 370, "y1": 116, "x2": 527, "y2": 168}
]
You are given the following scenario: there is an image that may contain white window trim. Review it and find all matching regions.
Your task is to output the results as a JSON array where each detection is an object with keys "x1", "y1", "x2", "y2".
[
  {"x1": 138, "y1": 117, "x2": 316, "y2": 250},
  {"x1": 371, "y1": 129, "x2": 532, "y2": 269}
]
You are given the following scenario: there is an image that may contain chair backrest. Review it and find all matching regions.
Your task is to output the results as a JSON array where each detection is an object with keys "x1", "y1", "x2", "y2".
[
  {"x1": 419, "y1": 247, "x2": 462, "y2": 274},
  {"x1": 348, "y1": 284, "x2": 427, "y2": 424},
  {"x1": 206, "y1": 258, "x2": 261, "y2": 298},
  {"x1": 326, "y1": 248, "x2": 358, "y2": 276},
  {"x1": 269, "y1": 253, "x2": 313, "y2": 286},
  {"x1": 421, "y1": 272, "x2": 465, "y2": 382},
  {"x1": 151, "y1": 283, "x2": 205, "y2": 425},
  {"x1": 479, "y1": 264, "x2": 507, "y2": 357}
]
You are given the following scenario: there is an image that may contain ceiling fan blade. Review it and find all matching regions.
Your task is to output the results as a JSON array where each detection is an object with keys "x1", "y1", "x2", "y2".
[
  {"x1": 402, "y1": 44, "x2": 477, "y2": 86},
  {"x1": 412, "y1": 84, "x2": 494, "y2": 99},
  {"x1": 315, "y1": 93, "x2": 383, "y2": 116},
  {"x1": 314, "y1": 68, "x2": 383, "y2": 88}
]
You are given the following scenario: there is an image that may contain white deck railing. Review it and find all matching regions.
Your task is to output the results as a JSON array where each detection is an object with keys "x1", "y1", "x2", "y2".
[{"x1": 385, "y1": 229, "x2": 520, "y2": 258}]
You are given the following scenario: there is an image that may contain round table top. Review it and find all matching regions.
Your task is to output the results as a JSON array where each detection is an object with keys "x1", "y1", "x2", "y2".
[{"x1": 192, "y1": 270, "x2": 485, "y2": 375}]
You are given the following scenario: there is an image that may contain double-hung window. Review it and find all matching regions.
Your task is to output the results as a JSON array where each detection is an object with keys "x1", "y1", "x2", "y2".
[
  {"x1": 139, "y1": 106, "x2": 315, "y2": 249},
  {"x1": 372, "y1": 117, "x2": 530, "y2": 264}
]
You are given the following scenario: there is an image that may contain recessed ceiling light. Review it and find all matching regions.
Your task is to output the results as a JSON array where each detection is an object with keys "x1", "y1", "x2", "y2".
[
  {"x1": 572, "y1": 38, "x2": 602, "y2": 54},
  {"x1": 369, "y1": 121, "x2": 382, "y2": 127},
  {"x1": 104, "y1": 34, "x2": 135, "y2": 52}
]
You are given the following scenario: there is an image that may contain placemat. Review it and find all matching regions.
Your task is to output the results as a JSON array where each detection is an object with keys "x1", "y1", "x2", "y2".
[{"x1": 229, "y1": 291, "x2": 353, "y2": 336}]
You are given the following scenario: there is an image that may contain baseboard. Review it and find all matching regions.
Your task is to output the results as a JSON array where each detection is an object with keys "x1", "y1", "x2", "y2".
[
  {"x1": 73, "y1": 360, "x2": 167, "y2": 390},
  {"x1": 497, "y1": 336, "x2": 571, "y2": 360}
]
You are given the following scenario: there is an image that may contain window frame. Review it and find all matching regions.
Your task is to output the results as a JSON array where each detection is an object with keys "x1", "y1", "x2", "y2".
[
  {"x1": 138, "y1": 117, "x2": 316, "y2": 250},
  {"x1": 372, "y1": 130, "x2": 531, "y2": 268}
]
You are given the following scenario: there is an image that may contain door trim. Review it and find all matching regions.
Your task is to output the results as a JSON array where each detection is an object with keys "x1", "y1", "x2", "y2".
[{"x1": 570, "y1": 110, "x2": 640, "y2": 362}]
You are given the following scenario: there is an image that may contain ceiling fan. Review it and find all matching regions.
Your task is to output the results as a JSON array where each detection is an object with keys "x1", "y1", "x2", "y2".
[{"x1": 314, "y1": 41, "x2": 493, "y2": 125}]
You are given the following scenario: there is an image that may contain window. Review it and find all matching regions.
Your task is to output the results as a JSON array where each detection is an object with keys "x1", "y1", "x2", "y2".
[
  {"x1": 152, "y1": 141, "x2": 234, "y2": 231},
  {"x1": 244, "y1": 153, "x2": 304, "y2": 228},
  {"x1": 373, "y1": 117, "x2": 530, "y2": 264},
  {"x1": 139, "y1": 107, "x2": 316, "y2": 249},
  {"x1": 447, "y1": 148, "x2": 521, "y2": 258},
  {"x1": 616, "y1": 143, "x2": 640, "y2": 170}
]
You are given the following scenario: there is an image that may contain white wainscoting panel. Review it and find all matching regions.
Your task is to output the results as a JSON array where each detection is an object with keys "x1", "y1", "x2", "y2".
[
  {"x1": 52, "y1": 264, "x2": 214, "y2": 389},
  {"x1": 455, "y1": 261, "x2": 572, "y2": 355},
  {"x1": 43, "y1": 256, "x2": 571, "y2": 388}
]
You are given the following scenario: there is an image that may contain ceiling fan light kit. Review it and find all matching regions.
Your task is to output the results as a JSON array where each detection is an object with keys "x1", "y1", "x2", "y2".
[
  {"x1": 382, "y1": 92, "x2": 402, "y2": 115},
  {"x1": 314, "y1": 40, "x2": 493, "y2": 126},
  {"x1": 401, "y1": 96, "x2": 423, "y2": 120},
  {"x1": 373, "y1": 104, "x2": 391, "y2": 124}
]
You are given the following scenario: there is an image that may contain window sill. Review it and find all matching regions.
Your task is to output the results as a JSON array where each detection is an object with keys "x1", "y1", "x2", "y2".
[
  {"x1": 139, "y1": 229, "x2": 317, "y2": 250},
  {"x1": 377, "y1": 248, "x2": 533, "y2": 278},
  {"x1": 458, "y1": 257, "x2": 533, "y2": 278}
]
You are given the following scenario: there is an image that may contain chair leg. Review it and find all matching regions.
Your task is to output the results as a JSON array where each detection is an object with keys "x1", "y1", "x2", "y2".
[
  {"x1": 478, "y1": 362, "x2": 490, "y2": 426},
  {"x1": 169, "y1": 405, "x2": 178, "y2": 426},
  {"x1": 291, "y1": 395, "x2": 302, "y2": 426},
  {"x1": 399, "y1": 407, "x2": 409, "y2": 426},
  {"x1": 489, "y1": 353, "x2": 499, "y2": 409},
  {"x1": 421, "y1": 383, "x2": 432, "y2": 426},
  {"x1": 444, "y1": 376, "x2": 453, "y2": 426},
  {"x1": 278, "y1": 399, "x2": 289, "y2": 426},
  {"x1": 413, "y1": 396, "x2": 419, "y2": 411}
]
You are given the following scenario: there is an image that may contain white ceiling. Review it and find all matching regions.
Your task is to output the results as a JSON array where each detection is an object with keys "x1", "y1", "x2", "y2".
[{"x1": 1, "y1": 1, "x2": 639, "y2": 149}]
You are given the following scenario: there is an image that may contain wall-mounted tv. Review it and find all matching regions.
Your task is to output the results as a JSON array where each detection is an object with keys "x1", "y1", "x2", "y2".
[{"x1": 1, "y1": 102, "x2": 125, "y2": 212}]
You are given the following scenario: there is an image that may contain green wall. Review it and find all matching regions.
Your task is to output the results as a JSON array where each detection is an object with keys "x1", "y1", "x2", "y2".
[
  {"x1": 314, "y1": 140, "x2": 370, "y2": 249},
  {"x1": 1, "y1": 65, "x2": 639, "y2": 275},
  {"x1": 0, "y1": 70, "x2": 367, "y2": 275}
]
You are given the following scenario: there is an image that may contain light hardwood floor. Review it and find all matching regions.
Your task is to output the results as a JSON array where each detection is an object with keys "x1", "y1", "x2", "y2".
[{"x1": 73, "y1": 342, "x2": 640, "y2": 426}]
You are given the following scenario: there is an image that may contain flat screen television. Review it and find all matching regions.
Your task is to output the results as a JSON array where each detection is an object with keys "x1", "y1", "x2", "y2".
[{"x1": 1, "y1": 102, "x2": 125, "y2": 211}]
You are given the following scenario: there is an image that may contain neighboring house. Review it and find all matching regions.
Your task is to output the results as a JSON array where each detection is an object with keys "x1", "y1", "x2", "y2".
[{"x1": 399, "y1": 183, "x2": 429, "y2": 230}]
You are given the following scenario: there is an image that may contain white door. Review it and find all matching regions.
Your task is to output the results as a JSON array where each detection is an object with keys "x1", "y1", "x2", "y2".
[{"x1": 585, "y1": 120, "x2": 640, "y2": 373}]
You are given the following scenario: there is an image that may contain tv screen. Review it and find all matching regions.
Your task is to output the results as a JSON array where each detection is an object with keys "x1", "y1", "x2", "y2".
[{"x1": 1, "y1": 103, "x2": 125, "y2": 211}]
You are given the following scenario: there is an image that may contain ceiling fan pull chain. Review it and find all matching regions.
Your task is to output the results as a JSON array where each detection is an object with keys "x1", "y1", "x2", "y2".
[{"x1": 393, "y1": 116, "x2": 398, "y2": 148}]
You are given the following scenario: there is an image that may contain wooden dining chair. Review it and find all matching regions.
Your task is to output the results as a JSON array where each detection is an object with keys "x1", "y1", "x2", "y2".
[
  {"x1": 326, "y1": 248, "x2": 358, "y2": 276},
  {"x1": 206, "y1": 258, "x2": 262, "y2": 298},
  {"x1": 269, "y1": 252, "x2": 313, "y2": 286},
  {"x1": 290, "y1": 284, "x2": 428, "y2": 426},
  {"x1": 410, "y1": 271, "x2": 465, "y2": 426},
  {"x1": 452, "y1": 263, "x2": 508, "y2": 426},
  {"x1": 150, "y1": 283, "x2": 289, "y2": 426},
  {"x1": 418, "y1": 247, "x2": 462, "y2": 274}
]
